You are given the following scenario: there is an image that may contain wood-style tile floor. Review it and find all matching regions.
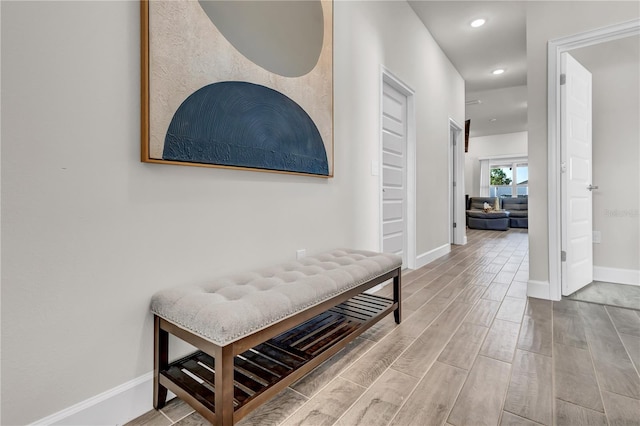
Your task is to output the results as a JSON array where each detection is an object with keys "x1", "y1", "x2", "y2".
[
  {"x1": 128, "y1": 229, "x2": 640, "y2": 426},
  {"x1": 566, "y1": 281, "x2": 640, "y2": 311}
]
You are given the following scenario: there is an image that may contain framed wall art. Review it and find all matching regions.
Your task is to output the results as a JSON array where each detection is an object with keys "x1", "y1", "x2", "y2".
[{"x1": 140, "y1": 0, "x2": 333, "y2": 177}]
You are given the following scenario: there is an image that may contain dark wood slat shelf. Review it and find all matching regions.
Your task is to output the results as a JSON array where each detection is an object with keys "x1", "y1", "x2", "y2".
[{"x1": 159, "y1": 292, "x2": 394, "y2": 413}]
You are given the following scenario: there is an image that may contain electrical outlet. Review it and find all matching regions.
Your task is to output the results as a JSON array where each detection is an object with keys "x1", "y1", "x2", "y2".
[
  {"x1": 592, "y1": 231, "x2": 601, "y2": 244},
  {"x1": 296, "y1": 249, "x2": 306, "y2": 259}
]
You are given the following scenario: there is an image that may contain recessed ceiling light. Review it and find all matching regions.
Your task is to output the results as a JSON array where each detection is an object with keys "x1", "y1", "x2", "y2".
[
  {"x1": 492, "y1": 68, "x2": 505, "y2": 75},
  {"x1": 470, "y1": 18, "x2": 486, "y2": 28}
]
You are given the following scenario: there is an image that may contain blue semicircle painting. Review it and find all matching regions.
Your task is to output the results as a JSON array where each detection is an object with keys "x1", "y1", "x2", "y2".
[{"x1": 163, "y1": 82, "x2": 329, "y2": 176}]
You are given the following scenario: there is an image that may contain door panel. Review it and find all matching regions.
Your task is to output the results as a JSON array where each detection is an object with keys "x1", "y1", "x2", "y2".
[
  {"x1": 561, "y1": 52, "x2": 593, "y2": 296},
  {"x1": 382, "y1": 187, "x2": 403, "y2": 201},
  {"x1": 382, "y1": 82, "x2": 407, "y2": 266},
  {"x1": 384, "y1": 234, "x2": 404, "y2": 254},
  {"x1": 383, "y1": 167, "x2": 403, "y2": 187},
  {"x1": 383, "y1": 202, "x2": 403, "y2": 221},
  {"x1": 384, "y1": 220, "x2": 403, "y2": 235},
  {"x1": 383, "y1": 92, "x2": 403, "y2": 118},
  {"x1": 382, "y1": 128, "x2": 404, "y2": 153},
  {"x1": 383, "y1": 117, "x2": 403, "y2": 137},
  {"x1": 383, "y1": 151, "x2": 403, "y2": 168}
]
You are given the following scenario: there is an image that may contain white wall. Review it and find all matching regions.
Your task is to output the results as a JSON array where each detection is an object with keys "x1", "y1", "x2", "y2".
[
  {"x1": 335, "y1": 1, "x2": 465, "y2": 256},
  {"x1": 464, "y1": 131, "x2": 528, "y2": 198},
  {"x1": 525, "y1": 1, "x2": 640, "y2": 294},
  {"x1": 572, "y1": 36, "x2": 640, "y2": 274},
  {"x1": 0, "y1": 1, "x2": 463, "y2": 424}
]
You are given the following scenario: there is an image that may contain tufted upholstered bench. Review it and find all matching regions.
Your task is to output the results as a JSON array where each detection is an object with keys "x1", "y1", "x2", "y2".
[{"x1": 150, "y1": 249, "x2": 402, "y2": 425}]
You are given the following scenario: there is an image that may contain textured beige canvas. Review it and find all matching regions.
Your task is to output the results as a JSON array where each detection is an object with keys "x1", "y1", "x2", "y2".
[{"x1": 147, "y1": 0, "x2": 333, "y2": 174}]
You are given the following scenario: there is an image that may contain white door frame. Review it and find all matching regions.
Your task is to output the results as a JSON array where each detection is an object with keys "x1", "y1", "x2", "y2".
[
  {"x1": 449, "y1": 118, "x2": 466, "y2": 246},
  {"x1": 547, "y1": 18, "x2": 640, "y2": 301},
  {"x1": 380, "y1": 67, "x2": 416, "y2": 269}
]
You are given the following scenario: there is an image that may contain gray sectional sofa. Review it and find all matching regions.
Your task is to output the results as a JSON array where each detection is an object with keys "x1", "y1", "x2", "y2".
[
  {"x1": 466, "y1": 197, "x2": 510, "y2": 230},
  {"x1": 501, "y1": 197, "x2": 528, "y2": 228},
  {"x1": 466, "y1": 197, "x2": 528, "y2": 230}
]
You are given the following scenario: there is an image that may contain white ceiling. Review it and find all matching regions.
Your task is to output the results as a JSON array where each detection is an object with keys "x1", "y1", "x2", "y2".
[{"x1": 408, "y1": 1, "x2": 528, "y2": 138}]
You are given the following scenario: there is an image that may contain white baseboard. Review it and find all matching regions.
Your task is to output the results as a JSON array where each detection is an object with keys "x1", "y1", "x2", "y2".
[
  {"x1": 415, "y1": 243, "x2": 451, "y2": 269},
  {"x1": 369, "y1": 244, "x2": 451, "y2": 293},
  {"x1": 527, "y1": 280, "x2": 556, "y2": 300},
  {"x1": 593, "y1": 266, "x2": 640, "y2": 286},
  {"x1": 31, "y1": 372, "x2": 170, "y2": 426}
]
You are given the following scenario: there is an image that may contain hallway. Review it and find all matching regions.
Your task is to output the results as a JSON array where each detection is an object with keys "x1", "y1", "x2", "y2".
[{"x1": 130, "y1": 229, "x2": 640, "y2": 426}]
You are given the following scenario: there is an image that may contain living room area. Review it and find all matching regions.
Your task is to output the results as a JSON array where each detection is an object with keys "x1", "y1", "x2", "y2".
[{"x1": 464, "y1": 132, "x2": 529, "y2": 232}]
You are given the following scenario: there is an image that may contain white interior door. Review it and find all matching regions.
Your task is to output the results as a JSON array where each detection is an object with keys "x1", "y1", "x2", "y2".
[
  {"x1": 382, "y1": 81, "x2": 407, "y2": 266},
  {"x1": 561, "y1": 52, "x2": 594, "y2": 296}
]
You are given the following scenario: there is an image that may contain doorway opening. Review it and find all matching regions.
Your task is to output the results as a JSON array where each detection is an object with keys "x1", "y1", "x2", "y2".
[
  {"x1": 547, "y1": 19, "x2": 640, "y2": 301},
  {"x1": 449, "y1": 118, "x2": 465, "y2": 246}
]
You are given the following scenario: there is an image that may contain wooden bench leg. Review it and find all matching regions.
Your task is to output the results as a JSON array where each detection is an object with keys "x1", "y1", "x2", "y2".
[
  {"x1": 215, "y1": 345, "x2": 235, "y2": 426},
  {"x1": 393, "y1": 268, "x2": 402, "y2": 324},
  {"x1": 153, "y1": 315, "x2": 169, "y2": 409}
]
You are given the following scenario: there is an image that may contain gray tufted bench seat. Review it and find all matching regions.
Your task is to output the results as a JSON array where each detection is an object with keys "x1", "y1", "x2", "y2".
[{"x1": 151, "y1": 249, "x2": 402, "y2": 425}]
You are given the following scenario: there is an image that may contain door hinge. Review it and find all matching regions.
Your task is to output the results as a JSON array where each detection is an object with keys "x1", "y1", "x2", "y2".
[
  {"x1": 453, "y1": 222, "x2": 457, "y2": 228},
  {"x1": 453, "y1": 181, "x2": 457, "y2": 187},
  {"x1": 561, "y1": 250, "x2": 567, "y2": 261},
  {"x1": 560, "y1": 74, "x2": 566, "y2": 86}
]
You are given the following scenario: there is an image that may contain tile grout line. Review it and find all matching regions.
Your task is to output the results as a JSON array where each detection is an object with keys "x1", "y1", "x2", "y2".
[
  {"x1": 286, "y1": 385, "x2": 311, "y2": 400},
  {"x1": 599, "y1": 304, "x2": 640, "y2": 424},
  {"x1": 330, "y1": 368, "x2": 418, "y2": 426},
  {"x1": 278, "y1": 373, "x2": 354, "y2": 426},
  {"x1": 169, "y1": 409, "x2": 196, "y2": 425},
  {"x1": 157, "y1": 409, "x2": 174, "y2": 424},
  {"x1": 604, "y1": 306, "x2": 640, "y2": 380},
  {"x1": 579, "y1": 303, "x2": 611, "y2": 422}
]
